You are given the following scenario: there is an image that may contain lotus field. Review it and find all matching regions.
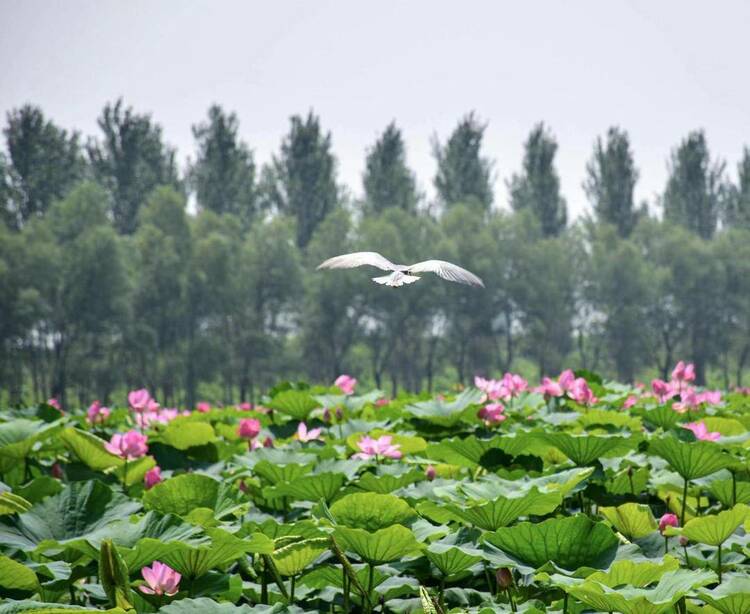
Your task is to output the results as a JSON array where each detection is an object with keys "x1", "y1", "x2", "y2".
[{"x1": 3, "y1": 365, "x2": 750, "y2": 614}]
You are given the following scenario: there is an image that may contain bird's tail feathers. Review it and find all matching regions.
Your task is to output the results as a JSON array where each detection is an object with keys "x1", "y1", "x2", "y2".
[{"x1": 372, "y1": 273, "x2": 421, "y2": 287}]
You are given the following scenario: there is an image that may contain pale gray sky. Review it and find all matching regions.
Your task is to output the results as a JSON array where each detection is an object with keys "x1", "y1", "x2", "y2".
[{"x1": 1, "y1": 0, "x2": 749, "y2": 217}]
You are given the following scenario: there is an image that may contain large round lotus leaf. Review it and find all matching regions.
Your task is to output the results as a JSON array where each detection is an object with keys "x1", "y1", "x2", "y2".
[
  {"x1": 584, "y1": 557, "x2": 680, "y2": 588},
  {"x1": 710, "y1": 479, "x2": 750, "y2": 507},
  {"x1": 599, "y1": 502, "x2": 658, "y2": 540},
  {"x1": 267, "y1": 390, "x2": 321, "y2": 421},
  {"x1": 141, "y1": 473, "x2": 244, "y2": 518},
  {"x1": 0, "y1": 602, "x2": 128, "y2": 614},
  {"x1": 0, "y1": 420, "x2": 61, "y2": 461},
  {"x1": 445, "y1": 487, "x2": 562, "y2": 530},
  {"x1": 59, "y1": 428, "x2": 123, "y2": 471},
  {"x1": 273, "y1": 472, "x2": 346, "y2": 503},
  {"x1": 484, "y1": 515, "x2": 619, "y2": 571},
  {"x1": 425, "y1": 543, "x2": 483, "y2": 578},
  {"x1": 158, "y1": 420, "x2": 217, "y2": 450},
  {"x1": 567, "y1": 569, "x2": 715, "y2": 614},
  {"x1": 664, "y1": 504, "x2": 750, "y2": 546},
  {"x1": 649, "y1": 437, "x2": 736, "y2": 480},
  {"x1": 157, "y1": 597, "x2": 257, "y2": 613},
  {"x1": 697, "y1": 575, "x2": 750, "y2": 614},
  {"x1": 0, "y1": 554, "x2": 40, "y2": 592},
  {"x1": 404, "y1": 388, "x2": 484, "y2": 427},
  {"x1": 271, "y1": 537, "x2": 329, "y2": 576},
  {"x1": 329, "y1": 492, "x2": 416, "y2": 531},
  {"x1": 538, "y1": 433, "x2": 633, "y2": 466},
  {"x1": 425, "y1": 435, "x2": 511, "y2": 470},
  {"x1": 333, "y1": 525, "x2": 421, "y2": 564}
]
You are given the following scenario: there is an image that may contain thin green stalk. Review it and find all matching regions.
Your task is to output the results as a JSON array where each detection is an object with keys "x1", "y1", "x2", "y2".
[
  {"x1": 732, "y1": 472, "x2": 737, "y2": 507},
  {"x1": 343, "y1": 567, "x2": 349, "y2": 613},
  {"x1": 563, "y1": 592, "x2": 569, "y2": 614},
  {"x1": 367, "y1": 564, "x2": 375, "y2": 611},
  {"x1": 329, "y1": 536, "x2": 372, "y2": 611},
  {"x1": 680, "y1": 478, "x2": 689, "y2": 526},
  {"x1": 683, "y1": 543, "x2": 691, "y2": 568},
  {"x1": 664, "y1": 536, "x2": 669, "y2": 555},
  {"x1": 717, "y1": 544, "x2": 722, "y2": 583},
  {"x1": 506, "y1": 588, "x2": 517, "y2": 612},
  {"x1": 261, "y1": 555, "x2": 289, "y2": 600},
  {"x1": 290, "y1": 575, "x2": 296, "y2": 605}
]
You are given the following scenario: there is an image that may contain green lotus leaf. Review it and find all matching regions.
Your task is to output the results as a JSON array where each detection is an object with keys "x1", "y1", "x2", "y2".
[
  {"x1": 271, "y1": 537, "x2": 329, "y2": 576},
  {"x1": 599, "y1": 502, "x2": 658, "y2": 540},
  {"x1": 638, "y1": 405, "x2": 682, "y2": 430},
  {"x1": 274, "y1": 472, "x2": 346, "y2": 503},
  {"x1": 710, "y1": 479, "x2": 750, "y2": 507},
  {"x1": 98, "y1": 540, "x2": 133, "y2": 610},
  {"x1": 404, "y1": 388, "x2": 484, "y2": 427},
  {"x1": 267, "y1": 390, "x2": 321, "y2": 421},
  {"x1": 142, "y1": 473, "x2": 245, "y2": 519},
  {"x1": 567, "y1": 569, "x2": 715, "y2": 614},
  {"x1": 584, "y1": 557, "x2": 680, "y2": 587},
  {"x1": 697, "y1": 575, "x2": 750, "y2": 614},
  {"x1": 458, "y1": 467, "x2": 594, "y2": 501},
  {"x1": 156, "y1": 597, "x2": 257, "y2": 613},
  {"x1": 702, "y1": 416, "x2": 747, "y2": 436},
  {"x1": 15, "y1": 477, "x2": 63, "y2": 504},
  {"x1": 0, "y1": 420, "x2": 61, "y2": 463},
  {"x1": 538, "y1": 433, "x2": 632, "y2": 466},
  {"x1": 356, "y1": 469, "x2": 422, "y2": 493},
  {"x1": 578, "y1": 409, "x2": 642, "y2": 431},
  {"x1": 484, "y1": 515, "x2": 619, "y2": 571},
  {"x1": 425, "y1": 435, "x2": 509, "y2": 469},
  {"x1": 252, "y1": 460, "x2": 313, "y2": 485},
  {"x1": 665, "y1": 504, "x2": 750, "y2": 546},
  {"x1": 445, "y1": 488, "x2": 562, "y2": 531},
  {"x1": 0, "y1": 491, "x2": 32, "y2": 515},
  {"x1": 0, "y1": 554, "x2": 40, "y2": 592},
  {"x1": 112, "y1": 454, "x2": 156, "y2": 487},
  {"x1": 426, "y1": 543, "x2": 483, "y2": 578},
  {"x1": 649, "y1": 436, "x2": 736, "y2": 480},
  {"x1": 333, "y1": 525, "x2": 422, "y2": 564},
  {"x1": 0, "y1": 480, "x2": 141, "y2": 551},
  {"x1": 329, "y1": 492, "x2": 416, "y2": 531},
  {"x1": 0, "y1": 602, "x2": 127, "y2": 614},
  {"x1": 59, "y1": 428, "x2": 123, "y2": 471},
  {"x1": 605, "y1": 466, "x2": 650, "y2": 496},
  {"x1": 158, "y1": 420, "x2": 217, "y2": 450}
]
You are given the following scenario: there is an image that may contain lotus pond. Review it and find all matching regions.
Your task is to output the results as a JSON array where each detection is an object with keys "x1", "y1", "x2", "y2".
[{"x1": 2, "y1": 367, "x2": 750, "y2": 614}]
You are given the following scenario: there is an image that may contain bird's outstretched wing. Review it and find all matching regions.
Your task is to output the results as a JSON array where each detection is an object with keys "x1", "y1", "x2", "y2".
[
  {"x1": 317, "y1": 252, "x2": 397, "y2": 272},
  {"x1": 408, "y1": 260, "x2": 485, "y2": 287}
]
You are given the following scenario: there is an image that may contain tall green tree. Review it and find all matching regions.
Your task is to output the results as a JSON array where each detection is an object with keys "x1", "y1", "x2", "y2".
[
  {"x1": 662, "y1": 130, "x2": 726, "y2": 239},
  {"x1": 87, "y1": 99, "x2": 180, "y2": 234},
  {"x1": 584, "y1": 127, "x2": 642, "y2": 237},
  {"x1": 509, "y1": 123, "x2": 567, "y2": 237},
  {"x1": 189, "y1": 105, "x2": 257, "y2": 225},
  {"x1": 433, "y1": 112, "x2": 494, "y2": 210},
  {"x1": 363, "y1": 122, "x2": 419, "y2": 215},
  {"x1": 262, "y1": 112, "x2": 338, "y2": 248},
  {"x1": 1, "y1": 105, "x2": 86, "y2": 228},
  {"x1": 723, "y1": 147, "x2": 750, "y2": 230}
]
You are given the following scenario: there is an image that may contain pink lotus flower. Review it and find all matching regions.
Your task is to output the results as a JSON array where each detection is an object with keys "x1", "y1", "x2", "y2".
[
  {"x1": 535, "y1": 377, "x2": 564, "y2": 398},
  {"x1": 353, "y1": 435, "x2": 402, "y2": 460},
  {"x1": 659, "y1": 513, "x2": 679, "y2": 535},
  {"x1": 697, "y1": 390, "x2": 722, "y2": 406},
  {"x1": 144, "y1": 466, "x2": 162, "y2": 489},
  {"x1": 623, "y1": 395, "x2": 638, "y2": 410},
  {"x1": 558, "y1": 369, "x2": 576, "y2": 392},
  {"x1": 568, "y1": 378, "x2": 598, "y2": 406},
  {"x1": 425, "y1": 465, "x2": 436, "y2": 480},
  {"x1": 146, "y1": 398, "x2": 160, "y2": 412},
  {"x1": 139, "y1": 561, "x2": 181, "y2": 596},
  {"x1": 296, "y1": 422, "x2": 323, "y2": 442},
  {"x1": 105, "y1": 431, "x2": 148, "y2": 460},
  {"x1": 335, "y1": 374, "x2": 357, "y2": 395},
  {"x1": 478, "y1": 402, "x2": 506, "y2": 423},
  {"x1": 196, "y1": 401, "x2": 211, "y2": 413},
  {"x1": 474, "y1": 376, "x2": 508, "y2": 402},
  {"x1": 51, "y1": 463, "x2": 63, "y2": 479},
  {"x1": 238, "y1": 402, "x2": 253, "y2": 411},
  {"x1": 47, "y1": 398, "x2": 62, "y2": 411},
  {"x1": 375, "y1": 398, "x2": 390, "y2": 407},
  {"x1": 262, "y1": 436, "x2": 274, "y2": 448},
  {"x1": 651, "y1": 379, "x2": 677, "y2": 404},
  {"x1": 238, "y1": 418, "x2": 261, "y2": 440},
  {"x1": 87, "y1": 400, "x2": 111, "y2": 424},
  {"x1": 671, "y1": 361, "x2": 696, "y2": 385},
  {"x1": 135, "y1": 408, "x2": 187, "y2": 429},
  {"x1": 683, "y1": 421, "x2": 720, "y2": 442},
  {"x1": 501, "y1": 373, "x2": 528, "y2": 397},
  {"x1": 128, "y1": 389, "x2": 151, "y2": 412}
]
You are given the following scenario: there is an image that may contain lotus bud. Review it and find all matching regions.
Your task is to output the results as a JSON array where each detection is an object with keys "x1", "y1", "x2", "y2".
[
  {"x1": 658, "y1": 513, "x2": 679, "y2": 535},
  {"x1": 335, "y1": 407, "x2": 344, "y2": 421},
  {"x1": 496, "y1": 567, "x2": 513, "y2": 589},
  {"x1": 425, "y1": 465, "x2": 436, "y2": 481},
  {"x1": 679, "y1": 535, "x2": 689, "y2": 547},
  {"x1": 51, "y1": 463, "x2": 64, "y2": 479},
  {"x1": 323, "y1": 408, "x2": 332, "y2": 422}
]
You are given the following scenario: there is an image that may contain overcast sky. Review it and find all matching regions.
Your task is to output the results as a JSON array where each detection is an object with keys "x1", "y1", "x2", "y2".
[{"x1": 1, "y1": 0, "x2": 749, "y2": 217}]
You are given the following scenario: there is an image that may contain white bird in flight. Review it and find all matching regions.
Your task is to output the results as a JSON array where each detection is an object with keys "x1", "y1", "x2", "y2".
[{"x1": 317, "y1": 252, "x2": 484, "y2": 288}]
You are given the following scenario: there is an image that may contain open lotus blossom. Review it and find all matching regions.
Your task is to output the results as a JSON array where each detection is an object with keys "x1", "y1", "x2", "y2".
[
  {"x1": 375, "y1": 397, "x2": 390, "y2": 407},
  {"x1": 86, "y1": 400, "x2": 110, "y2": 424},
  {"x1": 535, "y1": 377, "x2": 564, "y2": 398},
  {"x1": 144, "y1": 466, "x2": 162, "y2": 489},
  {"x1": 335, "y1": 374, "x2": 357, "y2": 395},
  {"x1": 135, "y1": 407, "x2": 188, "y2": 429},
  {"x1": 238, "y1": 402, "x2": 253, "y2": 411},
  {"x1": 105, "y1": 431, "x2": 148, "y2": 460},
  {"x1": 238, "y1": 418, "x2": 261, "y2": 440},
  {"x1": 673, "y1": 389, "x2": 723, "y2": 413},
  {"x1": 478, "y1": 402, "x2": 506, "y2": 423},
  {"x1": 623, "y1": 395, "x2": 638, "y2": 410},
  {"x1": 128, "y1": 389, "x2": 152, "y2": 412},
  {"x1": 296, "y1": 421, "x2": 323, "y2": 442},
  {"x1": 671, "y1": 361, "x2": 696, "y2": 386},
  {"x1": 682, "y1": 421, "x2": 721, "y2": 442},
  {"x1": 196, "y1": 401, "x2": 211, "y2": 413},
  {"x1": 501, "y1": 372, "x2": 528, "y2": 397},
  {"x1": 568, "y1": 378, "x2": 597, "y2": 406},
  {"x1": 651, "y1": 379, "x2": 677, "y2": 404},
  {"x1": 139, "y1": 561, "x2": 181, "y2": 596},
  {"x1": 558, "y1": 369, "x2": 576, "y2": 392},
  {"x1": 47, "y1": 397, "x2": 62, "y2": 411},
  {"x1": 659, "y1": 513, "x2": 679, "y2": 535},
  {"x1": 353, "y1": 435, "x2": 402, "y2": 460}
]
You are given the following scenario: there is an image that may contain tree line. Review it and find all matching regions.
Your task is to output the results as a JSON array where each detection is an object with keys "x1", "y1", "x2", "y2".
[{"x1": 1, "y1": 101, "x2": 749, "y2": 407}]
